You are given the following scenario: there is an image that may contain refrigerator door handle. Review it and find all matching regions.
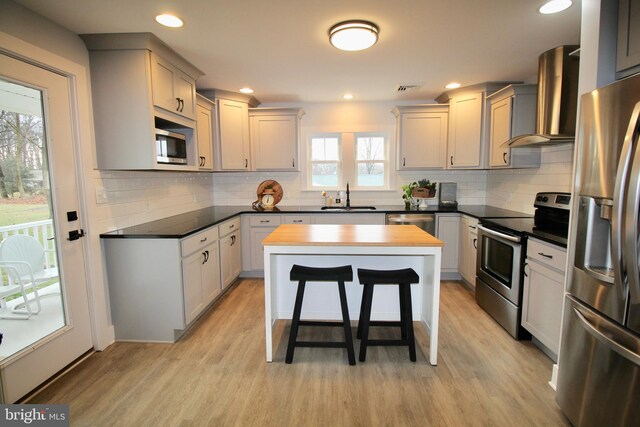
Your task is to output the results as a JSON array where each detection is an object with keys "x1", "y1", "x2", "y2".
[
  {"x1": 623, "y1": 102, "x2": 640, "y2": 304},
  {"x1": 574, "y1": 307, "x2": 640, "y2": 366}
]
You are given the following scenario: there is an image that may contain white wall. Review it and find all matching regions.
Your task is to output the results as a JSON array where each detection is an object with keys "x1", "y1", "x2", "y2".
[
  {"x1": 212, "y1": 100, "x2": 488, "y2": 207},
  {"x1": 0, "y1": 0, "x2": 218, "y2": 349},
  {"x1": 485, "y1": 145, "x2": 574, "y2": 214}
]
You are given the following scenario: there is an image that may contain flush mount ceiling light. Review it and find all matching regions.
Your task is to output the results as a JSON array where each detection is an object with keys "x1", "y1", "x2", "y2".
[
  {"x1": 329, "y1": 20, "x2": 379, "y2": 51},
  {"x1": 155, "y1": 14, "x2": 183, "y2": 28},
  {"x1": 538, "y1": 0, "x2": 572, "y2": 14},
  {"x1": 239, "y1": 87, "x2": 254, "y2": 94},
  {"x1": 445, "y1": 82, "x2": 462, "y2": 89},
  {"x1": 343, "y1": 93, "x2": 354, "y2": 100}
]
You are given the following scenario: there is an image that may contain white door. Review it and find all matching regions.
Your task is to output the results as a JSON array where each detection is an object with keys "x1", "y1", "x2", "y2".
[{"x1": 0, "y1": 54, "x2": 92, "y2": 403}]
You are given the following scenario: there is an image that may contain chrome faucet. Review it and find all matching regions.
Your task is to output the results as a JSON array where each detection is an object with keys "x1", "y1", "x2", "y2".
[{"x1": 346, "y1": 181, "x2": 350, "y2": 208}]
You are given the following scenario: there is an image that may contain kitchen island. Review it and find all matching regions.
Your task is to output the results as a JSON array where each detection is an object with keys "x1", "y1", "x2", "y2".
[{"x1": 262, "y1": 224, "x2": 444, "y2": 365}]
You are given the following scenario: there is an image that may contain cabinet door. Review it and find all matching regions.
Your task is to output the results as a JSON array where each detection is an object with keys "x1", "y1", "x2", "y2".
[
  {"x1": 183, "y1": 250, "x2": 205, "y2": 324},
  {"x1": 150, "y1": 54, "x2": 179, "y2": 115},
  {"x1": 469, "y1": 229, "x2": 478, "y2": 284},
  {"x1": 522, "y1": 260, "x2": 565, "y2": 355},
  {"x1": 617, "y1": 0, "x2": 640, "y2": 74},
  {"x1": 175, "y1": 70, "x2": 196, "y2": 120},
  {"x1": 398, "y1": 111, "x2": 447, "y2": 169},
  {"x1": 220, "y1": 231, "x2": 241, "y2": 288},
  {"x1": 201, "y1": 243, "x2": 221, "y2": 305},
  {"x1": 489, "y1": 96, "x2": 512, "y2": 167},
  {"x1": 196, "y1": 103, "x2": 214, "y2": 170},
  {"x1": 436, "y1": 215, "x2": 460, "y2": 272},
  {"x1": 251, "y1": 115, "x2": 297, "y2": 170},
  {"x1": 448, "y1": 93, "x2": 483, "y2": 169},
  {"x1": 218, "y1": 99, "x2": 250, "y2": 170}
]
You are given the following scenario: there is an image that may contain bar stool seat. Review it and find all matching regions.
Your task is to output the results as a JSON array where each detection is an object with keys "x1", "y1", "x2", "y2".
[
  {"x1": 357, "y1": 267, "x2": 420, "y2": 362},
  {"x1": 285, "y1": 265, "x2": 356, "y2": 365}
]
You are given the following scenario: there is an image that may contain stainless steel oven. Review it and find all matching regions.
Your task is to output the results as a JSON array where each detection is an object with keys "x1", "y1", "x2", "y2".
[{"x1": 475, "y1": 224, "x2": 527, "y2": 338}]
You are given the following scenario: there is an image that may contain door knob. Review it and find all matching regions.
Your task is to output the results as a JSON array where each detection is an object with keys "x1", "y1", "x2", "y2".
[{"x1": 68, "y1": 229, "x2": 85, "y2": 241}]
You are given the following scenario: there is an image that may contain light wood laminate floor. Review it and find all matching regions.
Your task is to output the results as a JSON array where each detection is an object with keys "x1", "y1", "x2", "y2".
[{"x1": 32, "y1": 279, "x2": 570, "y2": 426}]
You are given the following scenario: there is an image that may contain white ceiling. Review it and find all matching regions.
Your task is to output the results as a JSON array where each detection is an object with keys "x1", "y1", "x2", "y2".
[{"x1": 15, "y1": 0, "x2": 582, "y2": 104}]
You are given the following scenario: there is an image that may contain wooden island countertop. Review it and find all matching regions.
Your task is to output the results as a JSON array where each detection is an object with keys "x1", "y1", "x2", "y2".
[{"x1": 262, "y1": 224, "x2": 444, "y2": 247}]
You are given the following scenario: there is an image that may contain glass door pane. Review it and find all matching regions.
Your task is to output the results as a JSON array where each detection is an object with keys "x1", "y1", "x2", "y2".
[
  {"x1": 0, "y1": 79, "x2": 65, "y2": 362},
  {"x1": 481, "y1": 236, "x2": 514, "y2": 287}
]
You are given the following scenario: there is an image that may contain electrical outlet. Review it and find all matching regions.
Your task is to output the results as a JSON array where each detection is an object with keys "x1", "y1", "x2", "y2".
[{"x1": 95, "y1": 187, "x2": 108, "y2": 205}]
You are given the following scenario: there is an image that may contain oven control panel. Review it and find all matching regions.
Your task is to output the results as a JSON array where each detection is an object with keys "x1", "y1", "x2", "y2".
[{"x1": 535, "y1": 192, "x2": 571, "y2": 210}]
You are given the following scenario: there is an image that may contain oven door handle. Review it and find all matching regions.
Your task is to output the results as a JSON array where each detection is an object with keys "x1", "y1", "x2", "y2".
[{"x1": 477, "y1": 225, "x2": 522, "y2": 243}]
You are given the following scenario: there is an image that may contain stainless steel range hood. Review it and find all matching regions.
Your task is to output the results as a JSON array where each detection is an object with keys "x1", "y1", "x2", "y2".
[{"x1": 506, "y1": 45, "x2": 580, "y2": 147}]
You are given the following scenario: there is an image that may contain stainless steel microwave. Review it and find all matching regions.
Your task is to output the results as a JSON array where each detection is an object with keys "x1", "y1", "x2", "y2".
[{"x1": 156, "y1": 129, "x2": 187, "y2": 165}]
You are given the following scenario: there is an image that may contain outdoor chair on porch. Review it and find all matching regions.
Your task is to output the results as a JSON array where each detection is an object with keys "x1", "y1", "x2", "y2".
[{"x1": 0, "y1": 234, "x2": 59, "y2": 319}]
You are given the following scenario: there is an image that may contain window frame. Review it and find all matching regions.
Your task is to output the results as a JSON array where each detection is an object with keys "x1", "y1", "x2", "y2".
[
  {"x1": 353, "y1": 132, "x2": 388, "y2": 190},
  {"x1": 308, "y1": 133, "x2": 343, "y2": 190}
]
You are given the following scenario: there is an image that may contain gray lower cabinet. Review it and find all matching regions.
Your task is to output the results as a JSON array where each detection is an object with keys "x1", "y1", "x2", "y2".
[
  {"x1": 104, "y1": 226, "x2": 221, "y2": 342},
  {"x1": 219, "y1": 217, "x2": 242, "y2": 289},
  {"x1": 436, "y1": 213, "x2": 460, "y2": 279},
  {"x1": 522, "y1": 238, "x2": 567, "y2": 360}
]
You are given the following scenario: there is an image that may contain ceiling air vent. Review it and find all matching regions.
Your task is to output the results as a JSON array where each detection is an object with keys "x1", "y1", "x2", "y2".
[{"x1": 396, "y1": 83, "x2": 423, "y2": 92}]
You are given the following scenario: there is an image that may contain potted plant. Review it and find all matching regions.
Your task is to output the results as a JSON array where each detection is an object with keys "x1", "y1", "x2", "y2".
[
  {"x1": 401, "y1": 182, "x2": 418, "y2": 209},
  {"x1": 412, "y1": 179, "x2": 437, "y2": 198}
]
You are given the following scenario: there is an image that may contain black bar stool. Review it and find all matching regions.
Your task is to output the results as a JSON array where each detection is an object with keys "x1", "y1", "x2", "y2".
[
  {"x1": 356, "y1": 268, "x2": 420, "y2": 362},
  {"x1": 285, "y1": 264, "x2": 356, "y2": 365}
]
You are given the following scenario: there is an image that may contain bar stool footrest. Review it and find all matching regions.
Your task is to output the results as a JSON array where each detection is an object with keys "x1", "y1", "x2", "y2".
[
  {"x1": 295, "y1": 341, "x2": 349, "y2": 348},
  {"x1": 298, "y1": 320, "x2": 347, "y2": 327},
  {"x1": 366, "y1": 320, "x2": 403, "y2": 327}
]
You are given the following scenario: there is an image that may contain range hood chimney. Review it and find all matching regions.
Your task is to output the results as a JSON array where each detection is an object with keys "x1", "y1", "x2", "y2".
[{"x1": 507, "y1": 45, "x2": 580, "y2": 147}]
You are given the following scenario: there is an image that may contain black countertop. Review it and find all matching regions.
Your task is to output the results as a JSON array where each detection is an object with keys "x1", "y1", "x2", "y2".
[{"x1": 100, "y1": 204, "x2": 532, "y2": 239}]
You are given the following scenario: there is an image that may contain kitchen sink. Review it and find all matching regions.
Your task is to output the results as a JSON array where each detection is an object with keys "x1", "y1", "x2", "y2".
[{"x1": 320, "y1": 206, "x2": 377, "y2": 211}]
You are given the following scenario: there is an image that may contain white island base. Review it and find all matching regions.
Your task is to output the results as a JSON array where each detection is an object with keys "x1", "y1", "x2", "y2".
[{"x1": 263, "y1": 224, "x2": 443, "y2": 365}]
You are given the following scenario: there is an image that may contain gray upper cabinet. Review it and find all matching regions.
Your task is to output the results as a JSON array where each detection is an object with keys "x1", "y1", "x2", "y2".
[
  {"x1": 393, "y1": 105, "x2": 449, "y2": 170},
  {"x1": 487, "y1": 84, "x2": 540, "y2": 169},
  {"x1": 617, "y1": 0, "x2": 640, "y2": 78},
  {"x1": 81, "y1": 33, "x2": 203, "y2": 171},
  {"x1": 249, "y1": 108, "x2": 304, "y2": 171}
]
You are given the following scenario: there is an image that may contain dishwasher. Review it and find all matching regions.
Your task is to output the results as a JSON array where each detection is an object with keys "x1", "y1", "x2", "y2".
[{"x1": 385, "y1": 213, "x2": 436, "y2": 236}]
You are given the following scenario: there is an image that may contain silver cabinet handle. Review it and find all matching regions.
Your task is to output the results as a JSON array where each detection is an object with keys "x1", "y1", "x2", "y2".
[
  {"x1": 538, "y1": 252, "x2": 553, "y2": 259},
  {"x1": 574, "y1": 306, "x2": 640, "y2": 366}
]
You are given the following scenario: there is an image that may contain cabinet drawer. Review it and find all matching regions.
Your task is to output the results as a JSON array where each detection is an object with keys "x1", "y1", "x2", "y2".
[
  {"x1": 527, "y1": 238, "x2": 566, "y2": 272},
  {"x1": 181, "y1": 227, "x2": 219, "y2": 256},
  {"x1": 249, "y1": 215, "x2": 281, "y2": 227},
  {"x1": 219, "y1": 217, "x2": 241, "y2": 237},
  {"x1": 283, "y1": 215, "x2": 311, "y2": 224}
]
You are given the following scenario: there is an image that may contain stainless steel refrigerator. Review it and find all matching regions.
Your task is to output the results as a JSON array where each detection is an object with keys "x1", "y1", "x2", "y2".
[{"x1": 556, "y1": 73, "x2": 640, "y2": 426}]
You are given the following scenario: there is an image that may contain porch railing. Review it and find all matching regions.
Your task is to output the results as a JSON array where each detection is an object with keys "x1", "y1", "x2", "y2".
[{"x1": 0, "y1": 219, "x2": 57, "y2": 270}]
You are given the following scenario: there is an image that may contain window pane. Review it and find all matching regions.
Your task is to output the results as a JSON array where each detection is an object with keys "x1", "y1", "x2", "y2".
[
  {"x1": 312, "y1": 162, "x2": 338, "y2": 186},
  {"x1": 311, "y1": 137, "x2": 339, "y2": 161},
  {"x1": 357, "y1": 162, "x2": 384, "y2": 187},
  {"x1": 357, "y1": 136, "x2": 384, "y2": 160}
]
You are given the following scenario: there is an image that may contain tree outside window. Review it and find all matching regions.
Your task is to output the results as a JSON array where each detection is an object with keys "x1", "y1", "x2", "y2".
[{"x1": 356, "y1": 135, "x2": 385, "y2": 187}]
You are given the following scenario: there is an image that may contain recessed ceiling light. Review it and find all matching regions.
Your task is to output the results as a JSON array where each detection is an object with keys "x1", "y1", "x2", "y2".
[
  {"x1": 329, "y1": 20, "x2": 379, "y2": 51},
  {"x1": 445, "y1": 82, "x2": 462, "y2": 89},
  {"x1": 155, "y1": 14, "x2": 183, "y2": 28},
  {"x1": 343, "y1": 94, "x2": 354, "y2": 100},
  {"x1": 239, "y1": 87, "x2": 254, "y2": 94},
  {"x1": 538, "y1": 0, "x2": 572, "y2": 14}
]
